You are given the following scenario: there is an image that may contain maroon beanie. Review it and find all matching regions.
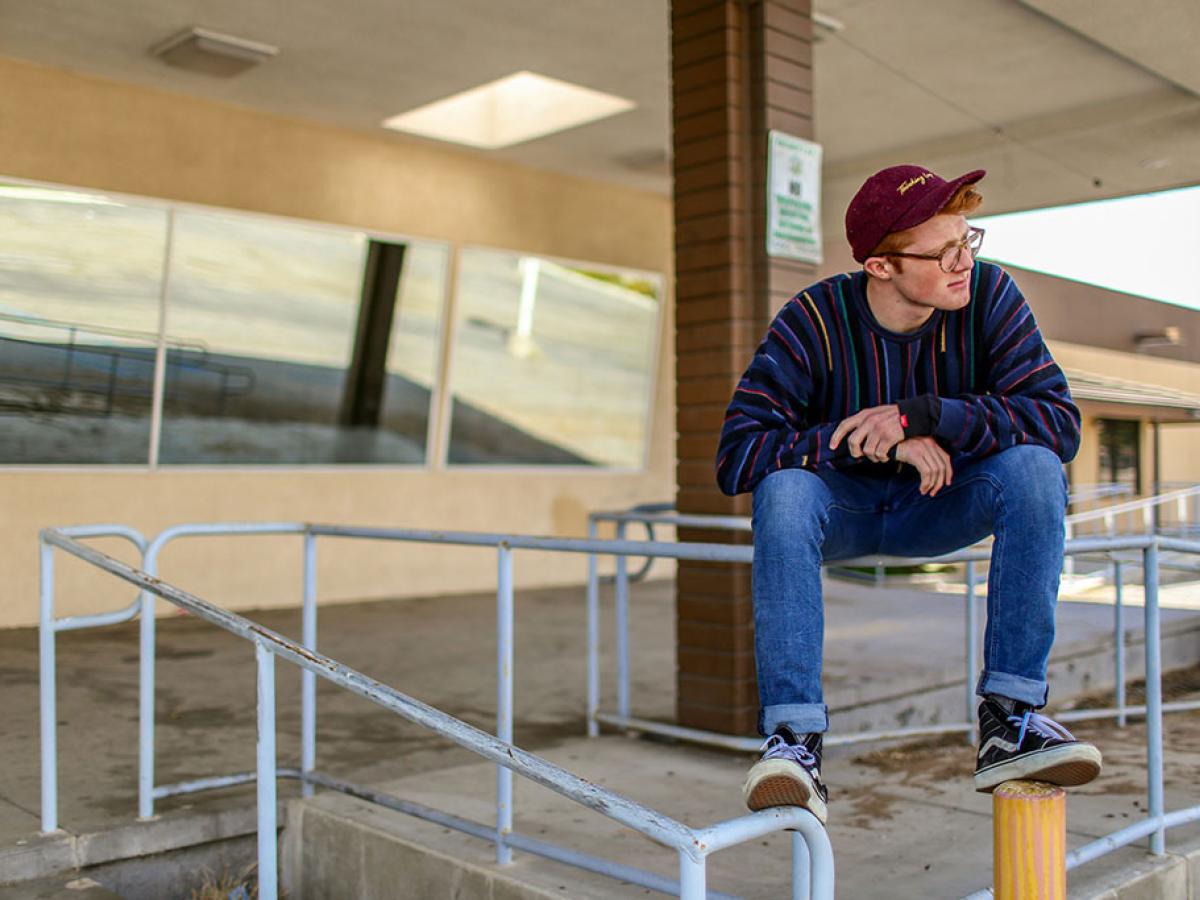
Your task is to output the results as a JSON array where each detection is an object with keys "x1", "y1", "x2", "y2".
[{"x1": 845, "y1": 165, "x2": 985, "y2": 263}]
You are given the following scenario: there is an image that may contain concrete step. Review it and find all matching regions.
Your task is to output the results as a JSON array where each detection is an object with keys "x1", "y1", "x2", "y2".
[
  {"x1": 0, "y1": 804, "x2": 260, "y2": 893},
  {"x1": 0, "y1": 874, "x2": 123, "y2": 899}
]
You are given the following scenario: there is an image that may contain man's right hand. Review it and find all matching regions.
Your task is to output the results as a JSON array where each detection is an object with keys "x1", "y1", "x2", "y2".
[{"x1": 894, "y1": 436, "x2": 953, "y2": 496}]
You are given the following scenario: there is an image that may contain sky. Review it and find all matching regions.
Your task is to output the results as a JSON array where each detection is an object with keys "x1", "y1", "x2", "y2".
[{"x1": 973, "y1": 184, "x2": 1200, "y2": 312}]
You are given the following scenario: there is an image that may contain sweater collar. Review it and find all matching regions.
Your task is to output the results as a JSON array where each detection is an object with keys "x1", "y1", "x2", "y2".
[{"x1": 846, "y1": 269, "x2": 945, "y2": 343}]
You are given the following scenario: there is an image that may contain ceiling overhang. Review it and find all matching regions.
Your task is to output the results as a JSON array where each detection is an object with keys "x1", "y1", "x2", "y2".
[
  {"x1": 0, "y1": 1, "x2": 1197, "y2": 225},
  {"x1": 1066, "y1": 368, "x2": 1200, "y2": 421}
]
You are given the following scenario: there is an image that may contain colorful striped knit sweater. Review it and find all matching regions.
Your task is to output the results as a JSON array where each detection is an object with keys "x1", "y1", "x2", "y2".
[{"x1": 716, "y1": 261, "x2": 1080, "y2": 496}]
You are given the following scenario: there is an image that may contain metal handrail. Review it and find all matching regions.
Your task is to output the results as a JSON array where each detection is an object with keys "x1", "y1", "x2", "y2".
[
  {"x1": 0, "y1": 309, "x2": 209, "y2": 356},
  {"x1": 589, "y1": 502, "x2": 1200, "y2": 745},
  {"x1": 1065, "y1": 484, "x2": 1200, "y2": 526},
  {"x1": 586, "y1": 502, "x2": 1200, "y2": 894},
  {"x1": 0, "y1": 334, "x2": 256, "y2": 417},
  {"x1": 591, "y1": 484, "x2": 1199, "y2": 535},
  {"x1": 39, "y1": 525, "x2": 148, "y2": 830},
  {"x1": 1067, "y1": 483, "x2": 1136, "y2": 504},
  {"x1": 39, "y1": 518, "x2": 1200, "y2": 897},
  {"x1": 39, "y1": 524, "x2": 833, "y2": 900}
]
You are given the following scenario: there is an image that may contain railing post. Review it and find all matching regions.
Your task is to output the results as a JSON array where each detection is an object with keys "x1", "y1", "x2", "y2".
[
  {"x1": 1143, "y1": 540, "x2": 1165, "y2": 855},
  {"x1": 496, "y1": 546, "x2": 514, "y2": 865},
  {"x1": 993, "y1": 781, "x2": 1066, "y2": 899},
  {"x1": 1113, "y1": 559, "x2": 1126, "y2": 727},
  {"x1": 965, "y1": 560, "x2": 978, "y2": 745},
  {"x1": 615, "y1": 521, "x2": 631, "y2": 720},
  {"x1": 678, "y1": 851, "x2": 706, "y2": 900},
  {"x1": 1063, "y1": 523, "x2": 1074, "y2": 577},
  {"x1": 809, "y1": 826, "x2": 836, "y2": 900},
  {"x1": 301, "y1": 531, "x2": 317, "y2": 798},
  {"x1": 138, "y1": 581, "x2": 157, "y2": 820},
  {"x1": 586, "y1": 518, "x2": 600, "y2": 738},
  {"x1": 791, "y1": 830, "x2": 811, "y2": 900},
  {"x1": 39, "y1": 540, "x2": 58, "y2": 833},
  {"x1": 255, "y1": 640, "x2": 279, "y2": 900}
]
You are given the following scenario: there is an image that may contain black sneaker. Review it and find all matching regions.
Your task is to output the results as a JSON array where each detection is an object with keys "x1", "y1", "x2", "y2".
[
  {"x1": 974, "y1": 697, "x2": 1102, "y2": 793},
  {"x1": 742, "y1": 726, "x2": 829, "y2": 823}
]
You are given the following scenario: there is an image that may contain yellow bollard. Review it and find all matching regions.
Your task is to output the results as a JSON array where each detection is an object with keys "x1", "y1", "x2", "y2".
[{"x1": 993, "y1": 780, "x2": 1066, "y2": 899}]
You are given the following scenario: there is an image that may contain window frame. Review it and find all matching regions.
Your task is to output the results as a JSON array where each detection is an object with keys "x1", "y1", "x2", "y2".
[
  {"x1": 438, "y1": 241, "x2": 664, "y2": 473},
  {"x1": 0, "y1": 174, "x2": 664, "y2": 474}
]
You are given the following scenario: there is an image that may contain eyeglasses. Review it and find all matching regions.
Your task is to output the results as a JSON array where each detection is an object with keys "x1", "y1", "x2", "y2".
[{"x1": 883, "y1": 226, "x2": 985, "y2": 273}]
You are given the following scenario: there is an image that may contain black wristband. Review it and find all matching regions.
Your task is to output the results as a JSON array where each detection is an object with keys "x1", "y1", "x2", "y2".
[{"x1": 897, "y1": 394, "x2": 941, "y2": 438}]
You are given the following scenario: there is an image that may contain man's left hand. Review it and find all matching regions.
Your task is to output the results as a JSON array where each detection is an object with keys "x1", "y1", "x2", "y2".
[{"x1": 829, "y1": 404, "x2": 905, "y2": 462}]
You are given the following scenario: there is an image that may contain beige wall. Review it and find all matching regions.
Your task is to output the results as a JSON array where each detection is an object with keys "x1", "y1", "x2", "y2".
[
  {"x1": 1049, "y1": 341, "x2": 1200, "y2": 491},
  {"x1": 0, "y1": 57, "x2": 676, "y2": 628},
  {"x1": 1161, "y1": 427, "x2": 1200, "y2": 484},
  {"x1": 0, "y1": 58, "x2": 667, "y2": 272}
]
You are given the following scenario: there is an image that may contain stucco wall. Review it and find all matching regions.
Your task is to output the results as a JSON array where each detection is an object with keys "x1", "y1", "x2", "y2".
[
  {"x1": 0, "y1": 56, "x2": 676, "y2": 628},
  {"x1": 1049, "y1": 341, "x2": 1200, "y2": 490}
]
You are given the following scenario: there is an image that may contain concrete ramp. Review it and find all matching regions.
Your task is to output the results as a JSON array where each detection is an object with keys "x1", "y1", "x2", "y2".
[{"x1": 282, "y1": 737, "x2": 786, "y2": 899}]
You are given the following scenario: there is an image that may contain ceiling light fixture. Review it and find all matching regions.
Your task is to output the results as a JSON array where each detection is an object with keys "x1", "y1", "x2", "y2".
[
  {"x1": 151, "y1": 27, "x2": 279, "y2": 78},
  {"x1": 812, "y1": 11, "x2": 846, "y2": 41},
  {"x1": 381, "y1": 71, "x2": 635, "y2": 149}
]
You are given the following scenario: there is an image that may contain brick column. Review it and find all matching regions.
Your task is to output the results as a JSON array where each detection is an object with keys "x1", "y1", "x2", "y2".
[{"x1": 672, "y1": 0, "x2": 815, "y2": 735}]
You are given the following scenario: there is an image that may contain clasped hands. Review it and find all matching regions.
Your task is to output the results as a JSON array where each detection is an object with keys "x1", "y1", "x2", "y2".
[{"x1": 829, "y1": 403, "x2": 952, "y2": 496}]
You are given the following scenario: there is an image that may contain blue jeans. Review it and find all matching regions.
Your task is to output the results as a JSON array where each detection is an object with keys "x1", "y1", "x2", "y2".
[{"x1": 751, "y1": 444, "x2": 1068, "y2": 736}]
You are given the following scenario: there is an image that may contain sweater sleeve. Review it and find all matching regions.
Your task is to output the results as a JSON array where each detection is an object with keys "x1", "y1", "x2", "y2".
[
  {"x1": 933, "y1": 268, "x2": 1080, "y2": 464},
  {"x1": 715, "y1": 306, "x2": 859, "y2": 496}
]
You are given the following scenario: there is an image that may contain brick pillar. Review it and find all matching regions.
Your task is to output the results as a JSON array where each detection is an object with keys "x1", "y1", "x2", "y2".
[{"x1": 672, "y1": 0, "x2": 815, "y2": 735}]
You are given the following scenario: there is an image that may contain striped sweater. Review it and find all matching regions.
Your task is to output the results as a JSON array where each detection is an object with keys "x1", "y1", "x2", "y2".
[{"x1": 716, "y1": 261, "x2": 1080, "y2": 496}]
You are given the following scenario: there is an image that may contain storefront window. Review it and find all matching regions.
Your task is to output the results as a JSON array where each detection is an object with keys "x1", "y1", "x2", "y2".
[
  {"x1": 1096, "y1": 418, "x2": 1140, "y2": 494},
  {"x1": 447, "y1": 249, "x2": 659, "y2": 467},
  {"x1": 0, "y1": 185, "x2": 166, "y2": 463},
  {"x1": 0, "y1": 180, "x2": 658, "y2": 471},
  {"x1": 159, "y1": 212, "x2": 445, "y2": 465}
]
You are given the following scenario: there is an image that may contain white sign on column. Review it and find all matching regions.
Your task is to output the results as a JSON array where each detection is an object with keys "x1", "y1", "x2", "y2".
[{"x1": 766, "y1": 131, "x2": 822, "y2": 264}]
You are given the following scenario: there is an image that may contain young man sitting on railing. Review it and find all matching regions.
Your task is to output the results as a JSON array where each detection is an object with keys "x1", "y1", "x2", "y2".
[{"x1": 715, "y1": 165, "x2": 1101, "y2": 823}]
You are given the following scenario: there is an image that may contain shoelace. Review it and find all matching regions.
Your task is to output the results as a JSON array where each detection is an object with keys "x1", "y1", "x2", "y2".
[
  {"x1": 760, "y1": 733, "x2": 818, "y2": 767},
  {"x1": 1010, "y1": 710, "x2": 1076, "y2": 746}
]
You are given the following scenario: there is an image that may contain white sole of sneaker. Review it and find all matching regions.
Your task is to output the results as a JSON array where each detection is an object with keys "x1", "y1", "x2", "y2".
[
  {"x1": 974, "y1": 743, "x2": 1103, "y2": 793},
  {"x1": 742, "y1": 759, "x2": 828, "y2": 824}
]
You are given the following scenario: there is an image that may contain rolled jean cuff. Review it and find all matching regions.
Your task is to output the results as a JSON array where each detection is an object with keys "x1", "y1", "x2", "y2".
[
  {"x1": 976, "y1": 670, "x2": 1049, "y2": 709},
  {"x1": 760, "y1": 703, "x2": 829, "y2": 737}
]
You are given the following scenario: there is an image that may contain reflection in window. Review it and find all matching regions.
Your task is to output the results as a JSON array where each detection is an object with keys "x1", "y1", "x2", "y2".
[
  {"x1": 0, "y1": 180, "x2": 663, "y2": 470},
  {"x1": 381, "y1": 242, "x2": 448, "y2": 446},
  {"x1": 448, "y1": 249, "x2": 659, "y2": 467},
  {"x1": 1096, "y1": 418, "x2": 1140, "y2": 494},
  {"x1": 0, "y1": 185, "x2": 166, "y2": 463},
  {"x1": 158, "y1": 213, "x2": 446, "y2": 464}
]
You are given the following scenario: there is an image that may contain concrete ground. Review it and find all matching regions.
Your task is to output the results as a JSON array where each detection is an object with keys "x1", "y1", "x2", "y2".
[
  {"x1": 288, "y1": 722, "x2": 1200, "y2": 899},
  {"x1": 2, "y1": 573, "x2": 1200, "y2": 897}
]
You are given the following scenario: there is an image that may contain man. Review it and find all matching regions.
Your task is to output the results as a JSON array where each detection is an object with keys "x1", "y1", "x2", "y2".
[{"x1": 716, "y1": 164, "x2": 1101, "y2": 824}]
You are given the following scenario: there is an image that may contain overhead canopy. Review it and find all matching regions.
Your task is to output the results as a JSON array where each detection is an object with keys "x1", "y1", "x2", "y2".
[
  {"x1": 0, "y1": 0, "x2": 1198, "y2": 235},
  {"x1": 1065, "y1": 368, "x2": 1200, "y2": 421}
]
